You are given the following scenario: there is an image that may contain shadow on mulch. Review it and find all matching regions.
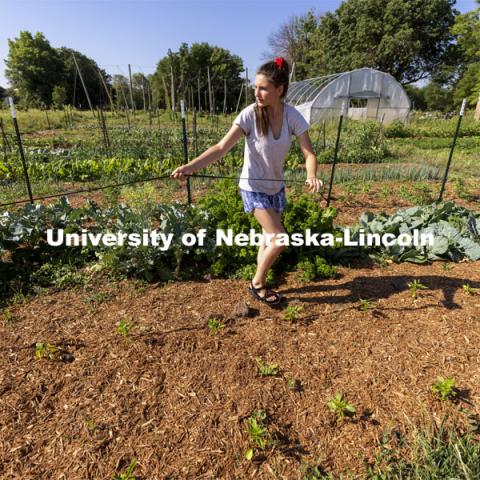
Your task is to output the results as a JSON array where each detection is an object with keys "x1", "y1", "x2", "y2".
[{"x1": 282, "y1": 275, "x2": 480, "y2": 310}]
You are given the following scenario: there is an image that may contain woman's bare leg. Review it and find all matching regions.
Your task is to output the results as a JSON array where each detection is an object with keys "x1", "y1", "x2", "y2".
[
  {"x1": 252, "y1": 208, "x2": 286, "y2": 295},
  {"x1": 257, "y1": 228, "x2": 266, "y2": 265}
]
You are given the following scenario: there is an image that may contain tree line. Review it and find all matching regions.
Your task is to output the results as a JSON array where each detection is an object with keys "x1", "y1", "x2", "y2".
[
  {"x1": 267, "y1": 0, "x2": 479, "y2": 112},
  {"x1": 1, "y1": 0, "x2": 479, "y2": 113},
  {"x1": 1, "y1": 32, "x2": 244, "y2": 112}
]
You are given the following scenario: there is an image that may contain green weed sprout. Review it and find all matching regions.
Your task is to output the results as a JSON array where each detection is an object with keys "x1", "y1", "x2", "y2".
[
  {"x1": 85, "y1": 418, "x2": 96, "y2": 433},
  {"x1": 285, "y1": 374, "x2": 301, "y2": 392},
  {"x1": 462, "y1": 284, "x2": 477, "y2": 295},
  {"x1": 113, "y1": 459, "x2": 138, "y2": 480},
  {"x1": 117, "y1": 318, "x2": 136, "y2": 339},
  {"x1": 244, "y1": 410, "x2": 271, "y2": 460},
  {"x1": 207, "y1": 317, "x2": 226, "y2": 335},
  {"x1": 284, "y1": 304, "x2": 304, "y2": 322},
  {"x1": 358, "y1": 298, "x2": 376, "y2": 312},
  {"x1": 35, "y1": 342, "x2": 60, "y2": 360},
  {"x1": 407, "y1": 279, "x2": 428, "y2": 299},
  {"x1": 326, "y1": 393, "x2": 356, "y2": 422},
  {"x1": 256, "y1": 357, "x2": 279, "y2": 377},
  {"x1": 2, "y1": 308, "x2": 15, "y2": 325},
  {"x1": 432, "y1": 377, "x2": 457, "y2": 401}
]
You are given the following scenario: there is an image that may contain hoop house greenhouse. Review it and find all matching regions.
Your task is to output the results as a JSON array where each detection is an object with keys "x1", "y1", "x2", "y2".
[{"x1": 287, "y1": 67, "x2": 411, "y2": 125}]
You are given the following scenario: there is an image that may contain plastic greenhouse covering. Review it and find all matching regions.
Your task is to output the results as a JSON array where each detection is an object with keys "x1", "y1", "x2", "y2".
[{"x1": 287, "y1": 68, "x2": 411, "y2": 125}]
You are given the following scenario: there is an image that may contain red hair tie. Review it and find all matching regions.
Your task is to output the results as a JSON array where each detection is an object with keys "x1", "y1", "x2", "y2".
[{"x1": 274, "y1": 57, "x2": 285, "y2": 69}]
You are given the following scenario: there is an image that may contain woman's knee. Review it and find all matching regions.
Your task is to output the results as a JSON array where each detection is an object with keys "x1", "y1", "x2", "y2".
[
  {"x1": 267, "y1": 232, "x2": 287, "y2": 251},
  {"x1": 254, "y1": 208, "x2": 285, "y2": 234}
]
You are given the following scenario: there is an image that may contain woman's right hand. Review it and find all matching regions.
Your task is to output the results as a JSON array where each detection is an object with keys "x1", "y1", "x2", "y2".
[{"x1": 171, "y1": 164, "x2": 195, "y2": 181}]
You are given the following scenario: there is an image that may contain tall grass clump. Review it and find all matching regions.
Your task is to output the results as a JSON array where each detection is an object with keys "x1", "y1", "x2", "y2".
[{"x1": 368, "y1": 419, "x2": 480, "y2": 479}]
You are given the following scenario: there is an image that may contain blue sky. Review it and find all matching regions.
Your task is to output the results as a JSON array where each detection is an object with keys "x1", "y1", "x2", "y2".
[{"x1": 0, "y1": 0, "x2": 478, "y2": 88}]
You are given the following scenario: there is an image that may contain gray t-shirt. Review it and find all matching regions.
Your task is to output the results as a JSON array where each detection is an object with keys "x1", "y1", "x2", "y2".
[{"x1": 233, "y1": 102, "x2": 309, "y2": 195}]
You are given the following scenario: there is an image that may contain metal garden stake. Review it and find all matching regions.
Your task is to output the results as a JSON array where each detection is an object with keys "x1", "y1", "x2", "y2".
[
  {"x1": 9, "y1": 97, "x2": 34, "y2": 204},
  {"x1": 438, "y1": 98, "x2": 467, "y2": 201},
  {"x1": 327, "y1": 100, "x2": 347, "y2": 207},
  {"x1": 181, "y1": 100, "x2": 192, "y2": 205}
]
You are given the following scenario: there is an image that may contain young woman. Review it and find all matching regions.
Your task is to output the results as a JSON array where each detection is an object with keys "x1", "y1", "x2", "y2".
[{"x1": 171, "y1": 57, "x2": 322, "y2": 305}]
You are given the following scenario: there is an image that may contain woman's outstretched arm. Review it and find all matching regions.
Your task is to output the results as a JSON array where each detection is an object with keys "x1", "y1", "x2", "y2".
[{"x1": 171, "y1": 124, "x2": 245, "y2": 180}]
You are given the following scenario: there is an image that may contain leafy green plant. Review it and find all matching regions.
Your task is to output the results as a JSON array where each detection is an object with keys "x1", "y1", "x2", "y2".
[
  {"x1": 295, "y1": 259, "x2": 316, "y2": 282},
  {"x1": 442, "y1": 262, "x2": 453, "y2": 271},
  {"x1": 295, "y1": 256, "x2": 337, "y2": 283},
  {"x1": 113, "y1": 459, "x2": 138, "y2": 480},
  {"x1": 411, "y1": 183, "x2": 434, "y2": 205},
  {"x1": 117, "y1": 318, "x2": 136, "y2": 339},
  {"x1": 2, "y1": 308, "x2": 15, "y2": 325},
  {"x1": 233, "y1": 263, "x2": 275, "y2": 286},
  {"x1": 85, "y1": 418, "x2": 97, "y2": 433},
  {"x1": 103, "y1": 186, "x2": 120, "y2": 208},
  {"x1": 35, "y1": 342, "x2": 60, "y2": 360},
  {"x1": 256, "y1": 357, "x2": 279, "y2": 377},
  {"x1": 453, "y1": 178, "x2": 471, "y2": 200},
  {"x1": 339, "y1": 120, "x2": 389, "y2": 164},
  {"x1": 120, "y1": 183, "x2": 158, "y2": 213},
  {"x1": 358, "y1": 298, "x2": 376, "y2": 312},
  {"x1": 355, "y1": 201, "x2": 480, "y2": 264},
  {"x1": 462, "y1": 283, "x2": 477, "y2": 295},
  {"x1": 407, "y1": 279, "x2": 428, "y2": 299},
  {"x1": 207, "y1": 317, "x2": 225, "y2": 335},
  {"x1": 31, "y1": 263, "x2": 88, "y2": 289},
  {"x1": 9, "y1": 291, "x2": 30, "y2": 305},
  {"x1": 83, "y1": 291, "x2": 111, "y2": 305},
  {"x1": 244, "y1": 409, "x2": 271, "y2": 460},
  {"x1": 361, "y1": 181, "x2": 372, "y2": 194},
  {"x1": 326, "y1": 393, "x2": 356, "y2": 422},
  {"x1": 131, "y1": 279, "x2": 149, "y2": 292},
  {"x1": 314, "y1": 257, "x2": 338, "y2": 278},
  {"x1": 398, "y1": 184, "x2": 411, "y2": 201},
  {"x1": 380, "y1": 185, "x2": 391, "y2": 202},
  {"x1": 432, "y1": 377, "x2": 457, "y2": 401},
  {"x1": 284, "y1": 304, "x2": 304, "y2": 322},
  {"x1": 384, "y1": 119, "x2": 412, "y2": 138},
  {"x1": 285, "y1": 374, "x2": 301, "y2": 392}
]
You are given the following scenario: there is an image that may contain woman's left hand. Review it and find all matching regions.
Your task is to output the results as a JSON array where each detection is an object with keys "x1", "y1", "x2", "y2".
[{"x1": 305, "y1": 177, "x2": 324, "y2": 193}]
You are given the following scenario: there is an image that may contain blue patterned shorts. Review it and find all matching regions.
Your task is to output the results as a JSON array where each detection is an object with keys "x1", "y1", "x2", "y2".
[{"x1": 240, "y1": 187, "x2": 287, "y2": 213}]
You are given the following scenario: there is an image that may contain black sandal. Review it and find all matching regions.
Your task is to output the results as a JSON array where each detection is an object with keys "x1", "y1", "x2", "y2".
[{"x1": 248, "y1": 281, "x2": 282, "y2": 306}]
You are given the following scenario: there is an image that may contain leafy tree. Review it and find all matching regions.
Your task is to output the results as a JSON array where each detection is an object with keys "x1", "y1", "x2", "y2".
[
  {"x1": 451, "y1": 4, "x2": 480, "y2": 108},
  {"x1": 5, "y1": 31, "x2": 63, "y2": 107},
  {"x1": 52, "y1": 85, "x2": 67, "y2": 109},
  {"x1": 0, "y1": 85, "x2": 6, "y2": 101},
  {"x1": 5, "y1": 31, "x2": 111, "y2": 109},
  {"x1": 308, "y1": 0, "x2": 459, "y2": 85},
  {"x1": 151, "y1": 42, "x2": 244, "y2": 112},
  {"x1": 453, "y1": 63, "x2": 480, "y2": 106},
  {"x1": 132, "y1": 72, "x2": 149, "y2": 110},
  {"x1": 403, "y1": 84, "x2": 427, "y2": 110},
  {"x1": 266, "y1": 10, "x2": 319, "y2": 80},
  {"x1": 452, "y1": 4, "x2": 480, "y2": 61},
  {"x1": 112, "y1": 74, "x2": 130, "y2": 109},
  {"x1": 423, "y1": 82, "x2": 454, "y2": 112},
  {"x1": 56, "y1": 47, "x2": 110, "y2": 109}
]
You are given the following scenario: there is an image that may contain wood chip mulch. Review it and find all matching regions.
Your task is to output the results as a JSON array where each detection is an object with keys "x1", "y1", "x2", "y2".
[{"x1": 1, "y1": 260, "x2": 480, "y2": 479}]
